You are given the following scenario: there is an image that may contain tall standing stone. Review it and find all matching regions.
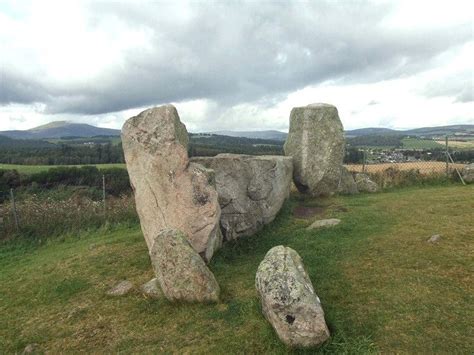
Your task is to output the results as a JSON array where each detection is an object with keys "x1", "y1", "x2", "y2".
[
  {"x1": 122, "y1": 105, "x2": 222, "y2": 261},
  {"x1": 284, "y1": 103, "x2": 345, "y2": 196}
]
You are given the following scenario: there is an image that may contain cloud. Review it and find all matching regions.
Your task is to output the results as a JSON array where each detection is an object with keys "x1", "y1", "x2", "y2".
[
  {"x1": 455, "y1": 87, "x2": 473, "y2": 103},
  {"x1": 421, "y1": 69, "x2": 473, "y2": 103},
  {"x1": 1, "y1": 1, "x2": 472, "y2": 118},
  {"x1": 0, "y1": 0, "x2": 472, "y2": 132}
]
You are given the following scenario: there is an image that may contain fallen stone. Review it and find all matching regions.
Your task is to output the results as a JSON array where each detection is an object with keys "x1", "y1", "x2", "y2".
[
  {"x1": 150, "y1": 229, "x2": 220, "y2": 302},
  {"x1": 192, "y1": 154, "x2": 293, "y2": 240},
  {"x1": 337, "y1": 167, "x2": 358, "y2": 195},
  {"x1": 462, "y1": 163, "x2": 474, "y2": 183},
  {"x1": 255, "y1": 246, "x2": 330, "y2": 348},
  {"x1": 106, "y1": 280, "x2": 133, "y2": 296},
  {"x1": 354, "y1": 173, "x2": 379, "y2": 193},
  {"x1": 307, "y1": 218, "x2": 341, "y2": 230},
  {"x1": 141, "y1": 278, "x2": 163, "y2": 299},
  {"x1": 284, "y1": 103, "x2": 345, "y2": 196},
  {"x1": 427, "y1": 234, "x2": 441, "y2": 243},
  {"x1": 122, "y1": 105, "x2": 222, "y2": 261}
]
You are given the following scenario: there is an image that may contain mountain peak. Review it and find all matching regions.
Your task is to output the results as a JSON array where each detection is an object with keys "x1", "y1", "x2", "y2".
[
  {"x1": 0, "y1": 121, "x2": 120, "y2": 139},
  {"x1": 29, "y1": 121, "x2": 73, "y2": 131}
]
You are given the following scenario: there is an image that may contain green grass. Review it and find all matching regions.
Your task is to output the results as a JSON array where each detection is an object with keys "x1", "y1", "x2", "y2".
[
  {"x1": 0, "y1": 185, "x2": 472, "y2": 353},
  {"x1": 0, "y1": 163, "x2": 126, "y2": 174},
  {"x1": 402, "y1": 137, "x2": 443, "y2": 149}
]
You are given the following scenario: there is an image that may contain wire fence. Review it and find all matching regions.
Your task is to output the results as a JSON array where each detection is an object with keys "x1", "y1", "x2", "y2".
[
  {"x1": 0, "y1": 174, "x2": 137, "y2": 242},
  {"x1": 344, "y1": 135, "x2": 472, "y2": 187}
]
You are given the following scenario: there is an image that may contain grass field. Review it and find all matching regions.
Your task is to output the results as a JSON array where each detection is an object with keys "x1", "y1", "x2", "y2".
[
  {"x1": 345, "y1": 161, "x2": 465, "y2": 174},
  {"x1": 401, "y1": 138, "x2": 443, "y2": 149},
  {"x1": 1, "y1": 185, "x2": 473, "y2": 353},
  {"x1": 0, "y1": 163, "x2": 126, "y2": 174}
]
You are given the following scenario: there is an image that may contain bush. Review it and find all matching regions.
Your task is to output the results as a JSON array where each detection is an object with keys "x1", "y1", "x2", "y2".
[
  {"x1": 27, "y1": 166, "x2": 102, "y2": 187},
  {"x1": 368, "y1": 167, "x2": 448, "y2": 189},
  {"x1": 101, "y1": 168, "x2": 132, "y2": 196},
  {"x1": 0, "y1": 166, "x2": 132, "y2": 197},
  {"x1": 0, "y1": 193, "x2": 138, "y2": 243}
]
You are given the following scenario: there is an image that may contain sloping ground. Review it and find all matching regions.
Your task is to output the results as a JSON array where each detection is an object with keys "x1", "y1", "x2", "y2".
[{"x1": 0, "y1": 185, "x2": 472, "y2": 353}]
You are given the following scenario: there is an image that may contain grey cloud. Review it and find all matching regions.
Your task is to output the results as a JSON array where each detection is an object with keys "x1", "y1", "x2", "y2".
[
  {"x1": 0, "y1": 71, "x2": 48, "y2": 105},
  {"x1": 422, "y1": 70, "x2": 473, "y2": 103},
  {"x1": 1, "y1": 1, "x2": 472, "y2": 116},
  {"x1": 455, "y1": 87, "x2": 473, "y2": 103}
]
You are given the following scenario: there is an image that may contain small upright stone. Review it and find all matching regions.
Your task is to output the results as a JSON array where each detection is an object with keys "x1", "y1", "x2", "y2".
[
  {"x1": 141, "y1": 278, "x2": 163, "y2": 299},
  {"x1": 122, "y1": 105, "x2": 222, "y2": 261},
  {"x1": 354, "y1": 173, "x2": 379, "y2": 193},
  {"x1": 255, "y1": 246, "x2": 330, "y2": 348},
  {"x1": 150, "y1": 229, "x2": 220, "y2": 303},
  {"x1": 337, "y1": 167, "x2": 359, "y2": 195},
  {"x1": 462, "y1": 163, "x2": 474, "y2": 183},
  {"x1": 284, "y1": 103, "x2": 345, "y2": 196}
]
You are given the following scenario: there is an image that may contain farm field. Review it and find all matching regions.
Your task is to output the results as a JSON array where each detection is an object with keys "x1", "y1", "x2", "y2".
[
  {"x1": 345, "y1": 161, "x2": 465, "y2": 174},
  {"x1": 436, "y1": 139, "x2": 474, "y2": 149},
  {"x1": 0, "y1": 163, "x2": 126, "y2": 174},
  {"x1": 401, "y1": 137, "x2": 443, "y2": 149},
  {"x1": 1, "y1": 185, "x2": 473, "y2": 353}
]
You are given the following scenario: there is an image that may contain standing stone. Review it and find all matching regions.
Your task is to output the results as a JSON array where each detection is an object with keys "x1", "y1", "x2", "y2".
[
  {"x1": 284, "y1": 103, "x2": 345, "y2": 196},
  {"x1": 122, "y1": 105, "x2": 222, "y2": 261},
  {"x1": 255, "y1": 246, "x2": 330, "y2": 348},
  {"x1": 462, "y1": 163, "x2": 474, "y2": 183},
  {"x1": 150, "y1": 229, "x2": 220, "y2": 302},
  {"x1": 192, "y1": 154, "x2": 293, "y2": 240},
  {"x1": 337, "y1": 166, "x2": 359, "y2": 195},
  {"x1": 354, "y1": 173, "x2": 379, "y2": 193}
]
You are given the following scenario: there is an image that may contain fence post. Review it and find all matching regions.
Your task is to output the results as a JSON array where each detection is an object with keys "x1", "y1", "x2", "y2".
[
  {"x1": 102, "y1": 174, "x2": 106, "y2": 215},
  {"x1": 362, "y1": 149, "x2": 366, "y2": 173},
  {"x1": 10, "y1": 188, "x2": 19, "y2": 231},
  {"x1": 445, "y1": 135, "x2": 449, "y2": 180}
]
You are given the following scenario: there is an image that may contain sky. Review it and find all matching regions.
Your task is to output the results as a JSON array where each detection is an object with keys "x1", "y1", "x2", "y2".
[{"x1": 0, "y1": 0, "x2": 473, "y2": 133}]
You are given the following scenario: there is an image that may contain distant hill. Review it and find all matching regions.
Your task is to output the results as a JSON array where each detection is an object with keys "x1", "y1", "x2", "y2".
[
  {"x1": 2, "y1": 121, "x2": 473, "y2": 141},
  {"x1": 345, "y1": 125, "x2": 474, "y2": 137},
  {"x1": 402, "y1": 125, "x2": 474, "y2": 137},
  {"x1": 210, "y1": 130, "x2": 288, "y2": 141},
  {"x1": 345, "y1": 128, "x2": 399, "y2": 137},
  {"x1": 211, "y1": 125, "x2": 474, "y2": 140},
  {"x1": 0, "y1": 121, "x2": 120, "y2": 139}
]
